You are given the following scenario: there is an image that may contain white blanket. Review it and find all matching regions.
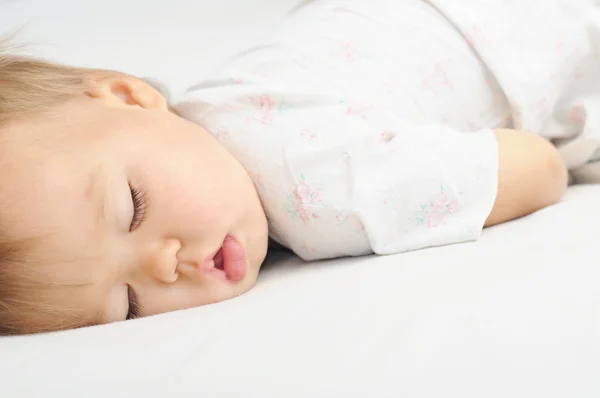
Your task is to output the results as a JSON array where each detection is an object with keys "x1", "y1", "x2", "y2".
[{"x1": 0, "y1": 1, "x2": 599, "y2": 396}]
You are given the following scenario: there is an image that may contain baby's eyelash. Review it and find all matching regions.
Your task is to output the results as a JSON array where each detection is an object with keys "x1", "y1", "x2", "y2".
[
  {"x1": 126, "y1": 285, "x2": 141, "y2": 320},
  {"x1": 129, "y1": 183, "x2": 148, "y2": 232}
]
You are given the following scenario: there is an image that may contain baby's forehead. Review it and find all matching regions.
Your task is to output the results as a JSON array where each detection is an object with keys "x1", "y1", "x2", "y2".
[
  {"x1": 1, "y1": 97, "x2": 126, "y2": 146},
  {"x1": 0, "y1": 113, "x2": 73, "y2": 158},
  {"x1": 0, "y1": 103, "x2": 115, "y2": 167},
  {"x1": 0, "y1": 126, "x2": 95, "y2": 237}
]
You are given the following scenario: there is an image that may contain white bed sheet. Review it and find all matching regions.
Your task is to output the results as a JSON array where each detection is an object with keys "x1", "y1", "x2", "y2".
[{"x1": 0, "y1": 1, "x2": 599, "y2": 396}]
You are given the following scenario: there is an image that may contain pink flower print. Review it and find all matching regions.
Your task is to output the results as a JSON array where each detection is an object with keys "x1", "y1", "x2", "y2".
[
  {"x1": 285, "y1": 175, "x2": 323, "y2": 224},
  {"x1": 329, "y1": 40, "x2": 367, "y2": 64},
  {"x1": 346, "y1": 103, "x2": 373, "y2": 120},
  {"x1": 251, "y1": 95, "x2": 277, "y2": 125},
  {"x1": 414, "y1": 186, "x2": 462, "y2": 228},
  {"x1": 335, "y1": 212, "x2": 350, "y2": 225},
  {"x1": 257, "y1": 95, "x2": 275, "y2": 111},
  {"x1": 379, "y1": 131, "x2": 395, "y2": 144},
  {"x1": 343, "y1": 41, "x2": 359, "y2": 63},
  {"x1": 300, "y1": 129, "x2": 318, "y2": 142},
  {"x1": 422, "y1": 62, "x2": 453, "y2": 93},
  {"x1": 426, "y1": 209, "x2": 446, "y2": 228},
  {"x1": 464, "y1": 25, "x2": 486, "y2": 48},
  {"x1": 446, "y1": 200, "x2": 461, "y2": 216},
  {"x1": 430, "y1": 191, "x2": 450, "y2": 208},
  {"x1": 569, "y1": 103, "x2": 586, "y2": 124},
  {"x1": 256, "y1": 113, "x2": 274, "y2": 125}
]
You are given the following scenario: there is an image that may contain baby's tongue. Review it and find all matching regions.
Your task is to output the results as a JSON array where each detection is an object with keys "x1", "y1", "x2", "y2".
[{"x1": 222, "y1": 235, "x2": 247, "y2": 282}]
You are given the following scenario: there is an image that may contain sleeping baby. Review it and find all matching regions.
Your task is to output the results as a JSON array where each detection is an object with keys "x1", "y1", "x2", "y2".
[{"x1": 2, "y1": 0, "x2": 599, "y2": 335}]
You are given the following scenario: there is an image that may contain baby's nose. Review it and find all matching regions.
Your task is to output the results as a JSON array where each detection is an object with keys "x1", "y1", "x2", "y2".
[
  {"x1": 174, "y1": 245, "x2": 218, "y2": 282},
  {"x1": 144, "y1": 238, "x2": 181, "y2": 283}
]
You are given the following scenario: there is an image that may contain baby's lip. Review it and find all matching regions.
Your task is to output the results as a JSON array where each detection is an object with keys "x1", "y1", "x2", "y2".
[
  {"x1": 221, "y1": 235, "x2": 247, "y2": 281},
  {"x1": 203, "y1": 235, "x2": 247, "y2": 282},
  {"x1": 202, "y1": 247, "x2": 225, "y2": 280}
]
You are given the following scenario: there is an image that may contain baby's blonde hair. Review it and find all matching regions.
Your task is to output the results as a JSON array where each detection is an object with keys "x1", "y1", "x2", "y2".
[{"x1": 0, "y1": 40, "x2": 94, "y2": 335}]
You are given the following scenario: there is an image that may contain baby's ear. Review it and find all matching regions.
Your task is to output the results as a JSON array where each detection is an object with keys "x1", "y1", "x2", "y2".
[{"x1": 86, "y1": 72, "x2": 169, "y2": 111}]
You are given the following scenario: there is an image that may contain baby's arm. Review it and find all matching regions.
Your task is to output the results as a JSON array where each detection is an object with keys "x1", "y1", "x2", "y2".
[{"x1": 484, "y1": 129, "x2": 568, "y2": 227}]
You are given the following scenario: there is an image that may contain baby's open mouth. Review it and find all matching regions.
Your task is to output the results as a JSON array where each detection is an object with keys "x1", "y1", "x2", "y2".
[
  {"x1": 213, "y1": 248, "x2": 224, "y2": 271},
  {"x1": 203, "y1": 235, "x2": 247, "y2": 282}
]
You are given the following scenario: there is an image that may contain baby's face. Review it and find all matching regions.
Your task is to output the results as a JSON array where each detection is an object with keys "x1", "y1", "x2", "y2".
[{"x1": 1, "y1": 87, "x2": 269, "y2": 327}]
